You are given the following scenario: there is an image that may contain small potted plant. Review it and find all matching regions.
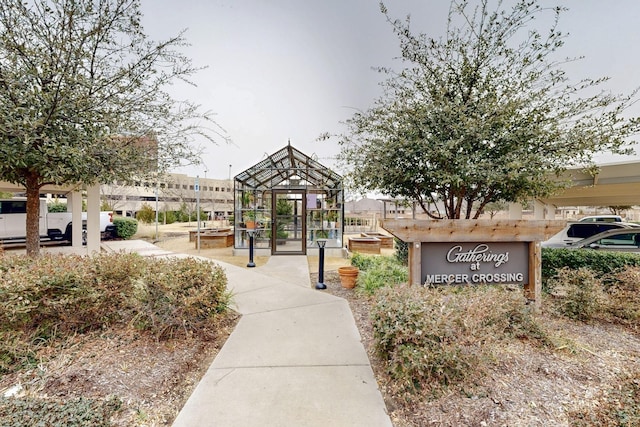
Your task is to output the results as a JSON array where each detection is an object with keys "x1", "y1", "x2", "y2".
[
  {"x1": 327, "y1": 210, "x2": 338, "y2": 229},
  {"x1": 243, "y1": 210, "x2": 256, "y2": 229}
]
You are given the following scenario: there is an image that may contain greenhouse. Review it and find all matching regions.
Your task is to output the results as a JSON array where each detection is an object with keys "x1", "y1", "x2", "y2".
[{"x1": 233, "y1": 144, "x2": 343, "y2": 255}]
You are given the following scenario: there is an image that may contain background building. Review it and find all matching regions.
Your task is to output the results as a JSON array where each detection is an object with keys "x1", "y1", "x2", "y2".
[{"x1": 100, "y1": 173, "x2": 234, "y2": 220}]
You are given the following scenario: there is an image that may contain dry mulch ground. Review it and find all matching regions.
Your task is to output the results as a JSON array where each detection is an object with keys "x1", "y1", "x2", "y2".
[{"x1": 0, "y1": 316, "x2": 239, "y2": 426}]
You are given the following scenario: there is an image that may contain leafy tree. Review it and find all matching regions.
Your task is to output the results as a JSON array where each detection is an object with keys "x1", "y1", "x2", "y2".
[
  {"x1": 0, "y1": 0, "x2": 224, "y2": 255},
  {"x1": 483, "y1": 200, "x2": 509, "y2": 219},
  {"x1": 337, "y1": 0, "x2": 640, "y2": 219},
  {"x1": 606, "y1": 206, "x2": 632, "y2": 216}
]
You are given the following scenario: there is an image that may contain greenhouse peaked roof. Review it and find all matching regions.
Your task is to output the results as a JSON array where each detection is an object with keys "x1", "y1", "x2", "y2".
[{"x1": 234, "y1": 144, "x2": 341, "y2": 190}]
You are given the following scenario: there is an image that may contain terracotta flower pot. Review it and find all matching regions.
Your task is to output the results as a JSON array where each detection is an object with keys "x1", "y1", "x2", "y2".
[{"x1": 338, "y1": 266, "x2": 359, "y2": 289}]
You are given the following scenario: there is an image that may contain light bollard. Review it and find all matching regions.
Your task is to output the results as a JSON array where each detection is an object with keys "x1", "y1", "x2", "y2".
[
  {"x1": 247, "y1": 229, "x2": 256, "y2": 268},
  {"x1": 316, "y1": 239, "x2": 327, "y2": 289}
]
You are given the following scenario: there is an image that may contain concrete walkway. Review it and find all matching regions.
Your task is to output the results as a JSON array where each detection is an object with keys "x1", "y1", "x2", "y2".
[
  {"x1": 172, "y1": 255, "x2": 392, "y2": 427},
  {"x1": 99, "y1": 241, "x2": 391, "y2": 426}
]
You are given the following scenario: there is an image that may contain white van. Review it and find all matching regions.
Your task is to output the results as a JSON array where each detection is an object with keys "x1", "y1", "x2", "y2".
[{"x1": 0, "y1": 199, "x2": 115, "y2": 242}]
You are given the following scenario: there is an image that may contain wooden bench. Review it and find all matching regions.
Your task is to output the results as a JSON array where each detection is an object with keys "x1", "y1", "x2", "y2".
[
  {"x1": 348, "y1": 237, "x2": 381, "y2": 254},
  {"x1": 361, "y1": 232, "x2": 394, "y2": 249},
  {"x1": 195, "y1": 232, "x2": 234, "y2": 248}
]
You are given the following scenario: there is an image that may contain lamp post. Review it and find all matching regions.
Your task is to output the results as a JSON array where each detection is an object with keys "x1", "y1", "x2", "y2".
[
  {"x1": 247, "y1": 229, "x2": 256, "y2": 267},
  {"x1": 196, "y1": 176, "x2": 201, "y2": 253},
  {"x1": 316, "y1": 239, "x2": 327, "y2": 289}
]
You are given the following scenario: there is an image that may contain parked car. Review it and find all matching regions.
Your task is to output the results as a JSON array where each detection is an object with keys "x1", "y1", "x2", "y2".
[
  {"x1": 578, "y1": 215, "x2": 623, "y2": 223},
  {"x1": 562, "y1": 228, "x2": 640, "y2": 253},
  {"x1": 542, "y1": 221, "x2": 636, "y2": 248}
]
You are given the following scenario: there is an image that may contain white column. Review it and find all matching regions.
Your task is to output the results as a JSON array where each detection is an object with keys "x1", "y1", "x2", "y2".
[
  {"x1": 508, "y1": 203, "x2": 523, "y2": 219},
  {"x1": 533, "y1": 200, "x2": 545, "y2": 220},
  {"x1": 545, "y1": 204, "x2": 556, "y2": 219},
  {"x1": 68, "y1": 191, "x2": 83, "y2": 247},
  {"x1": 86, "y1": 184, "x2": 101, "y2": 254}
]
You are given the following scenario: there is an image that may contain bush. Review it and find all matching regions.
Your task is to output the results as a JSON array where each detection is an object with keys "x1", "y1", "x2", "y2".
[
  {"x1": 604, "y1": 267, "x2": 640, "y2": 330},
  {"x1": 159, "y1": 210, "x2": 177, "y2": 224},
  {"x1": 113, "y1": 216, "x2": 138, "y2": 239},
  {"x1": 47, "y1": 201, "x2": 67, "y2": 212},
  {"x1": 358, "y1": 261, "x2": 408, "y2": 295},
  {"x1": 0, "y1": 253, "x2": 231, "y2": 374},
  {"x1": 135, "y1": 203, "x2": 155, "y2": 224},
  {"x1": 542, "y1": 248, "x2": 640, "y2": 290},
  {"x1": 349, "y1": 253, "x2": 408, "y2": 295},
  {"x1": 371, "y1": 284, "x2": 547, "y2": 395},
  {"x1": 394, "y1": 237, "x2": 408, "y2": 266},
  {"x1": 547, "y1": 267, "x2": 605, "y2": 321}
]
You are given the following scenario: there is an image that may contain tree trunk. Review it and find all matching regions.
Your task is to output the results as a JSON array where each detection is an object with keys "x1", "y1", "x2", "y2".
[{"x1": 25, "y1": 175, "x2": 42, "y2": 257}]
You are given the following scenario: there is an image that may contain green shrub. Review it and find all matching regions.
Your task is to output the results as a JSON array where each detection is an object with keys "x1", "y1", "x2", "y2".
[
  {"x1": 113, "y1": 216, "x2": 138, "y2": 239},
  {"x1": 135, "y1": 203, "x2": 155, "y2": 224},
  {"x1": 358, "y1": 262, "x2": 408, "y2": 295},
  {"x1": 371, "y1": 284, "x2": 547, "y2": 395},
  {"x1": 547, "y1": 267, "x2": 605, "y2": 321},
  {"x1": 349, "y1": 253, "x2": 408, "y2": 295},
  {"x1": 47, "y1": 201, "x2": 67, "y2": 212},
  {"x1": 174, "y1": 203, "x2": 205, "y2": 222},
  {"x1": 350, "y1": 252, "x2": 383, "y2": 271},
  {"x1": 159, "y1": 210, "x2": 177, "y2": 224}
]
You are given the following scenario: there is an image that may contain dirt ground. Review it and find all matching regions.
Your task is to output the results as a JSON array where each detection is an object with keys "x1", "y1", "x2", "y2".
[{"x1": 2, "y1": 223, "x2": 639, "y2": 426}]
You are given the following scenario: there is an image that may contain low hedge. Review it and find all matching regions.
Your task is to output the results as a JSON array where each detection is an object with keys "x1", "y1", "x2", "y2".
[{"x1": 541, "y1": 248, "x2": 640, "y2": 290}]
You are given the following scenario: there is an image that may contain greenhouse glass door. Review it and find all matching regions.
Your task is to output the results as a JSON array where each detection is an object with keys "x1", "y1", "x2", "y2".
[{"x1": 272, "y1": 191, "x2": 305, "y2": 255}]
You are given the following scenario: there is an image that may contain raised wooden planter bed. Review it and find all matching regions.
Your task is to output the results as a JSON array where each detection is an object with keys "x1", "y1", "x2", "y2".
[
  {"x1": 196, "y1": 232, "x2": 234, "y2": 248},
  {"x1": 348, "y1": 237, "x2": 381, "y2": 254},
  {"x1": 189, "y1": 228, "x2": 231, "y2": 242},
  {"x1": 361, "y1": 232, "x2": 394, "y2": 249}
]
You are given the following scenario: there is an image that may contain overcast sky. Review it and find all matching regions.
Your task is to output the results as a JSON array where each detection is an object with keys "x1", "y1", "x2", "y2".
[{"x1": 140, "y1": 0, "x2": 640, "y2": 179}]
